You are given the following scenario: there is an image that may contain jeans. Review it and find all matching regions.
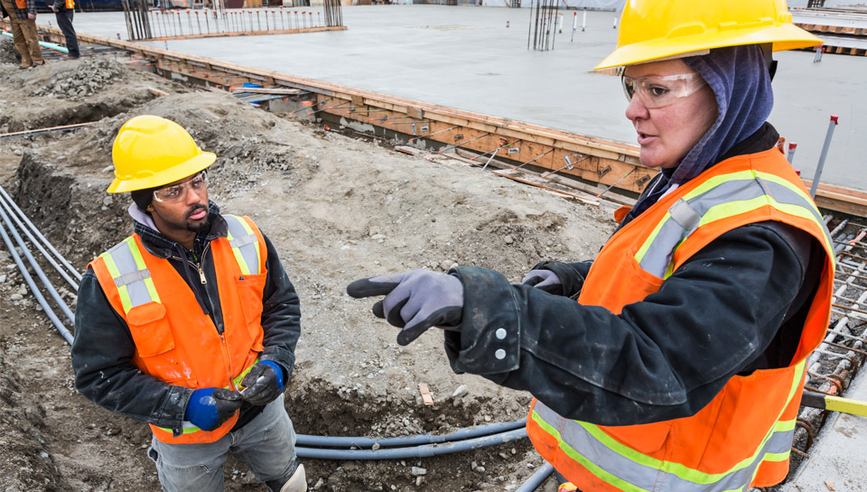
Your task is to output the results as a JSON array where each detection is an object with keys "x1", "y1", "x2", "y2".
[
  {"x1": 148, "y1": 395, "x2": 300, "y2": 492},
  {"x1": 54, "y1": 9, "x2": 79, "y2": 57}
]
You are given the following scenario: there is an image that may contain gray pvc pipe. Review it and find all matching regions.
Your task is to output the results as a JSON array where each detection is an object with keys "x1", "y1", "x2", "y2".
[
  {"x1": 296, "y1": 418, "x2": 525, "y2": 449},
  {"x1": 0, "y1": 190, "x2": 79, "y2": 290},
  {"x1": 295, "y1": 428, "x2": 528, "y2": 460},
  {"x1": 0, "y1": 186, "x2": 81, "y2": 281},
  {"x1": 0, "y1": 204, "x2": 73, "y2": 344},
  {"x1": 0, "y1": 195, "x2": 75, "y2": 325},
  {"x1": 515, "y1": 462, "x2": 554, "y2": 492}
]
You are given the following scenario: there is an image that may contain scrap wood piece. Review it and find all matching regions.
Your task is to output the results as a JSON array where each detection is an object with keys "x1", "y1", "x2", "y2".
[
  {"x1": 147, "y1": 87, "x2": 169, "y2": 97},
  {"x1": 418, "y1": 383, "x2": 434, "y2": 406},
  {"x1": 492, "y1": 169, "x2": 600, "y2": 206},
  {"x1": 0, "y1": 121, "x2": 96, "y2": 139},
  {"x1": 230, "y1": 86, "x2": 302, "y2": 95},
  {"x1": 394, "y1": 145, "x2": 423, "y2": 156},
  {"x1": 825, "y1": 480, "x2": 836, "y2": 491}
]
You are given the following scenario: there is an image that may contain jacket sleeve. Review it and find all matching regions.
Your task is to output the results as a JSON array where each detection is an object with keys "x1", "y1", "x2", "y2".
[
  {"x1": 26, "y1": 0, "x2": 35, "y2": 14},
  {"x1": 529, "y1": 259, "x2": 593, "y2": 298},
  {"x1": 444, "y1": 222, "x2": 818, "y2": 426},
  {"x1": 71, "y1": 268, "x2": 192, "y2": 430},
  {"x1": 256, "y1": 233, "x2": 301, "y2": 382},
  {"x1": 53, "y1": 0, "x2": 64, "y2": 10}
]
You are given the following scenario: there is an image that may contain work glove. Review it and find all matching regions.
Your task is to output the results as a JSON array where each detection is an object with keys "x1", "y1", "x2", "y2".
[
  {"x1": 184, "y1": 388, "x2": 243, "y2": 431},
  {"x1": 346, "y1": 269, "x2": 463, "y2": 346},
  {"x1": 239, "y1": 361, "x2": 284, "y2": 406},
  {"x1": 521, "y1": 269, "x2": 562, "y2": 294}
]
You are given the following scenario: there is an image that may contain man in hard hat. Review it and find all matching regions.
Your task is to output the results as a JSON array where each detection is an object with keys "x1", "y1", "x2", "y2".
[
  {"x1": 348, "y1": 1, "x2": 835, "y2": 491},
  {"x1": 71, "y1": 115, "x2": 306, "y2": 492}
]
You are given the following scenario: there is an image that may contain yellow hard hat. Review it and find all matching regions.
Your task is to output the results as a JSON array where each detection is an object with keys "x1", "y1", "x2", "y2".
[
  {"x1": 595, "y1": 0, "x2": 823, "y2": 70},
  {"x1": 108, "y1": 115, "x2": 216, "y2": 193}
]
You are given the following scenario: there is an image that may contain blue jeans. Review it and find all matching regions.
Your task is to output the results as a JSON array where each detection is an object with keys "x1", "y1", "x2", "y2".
[{"x1": 148, "y1": 395, "x2": 300, "y2": 492}]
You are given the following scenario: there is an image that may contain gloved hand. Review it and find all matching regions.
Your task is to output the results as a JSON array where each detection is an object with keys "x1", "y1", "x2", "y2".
[
  {"x1": 239, "y1": 361, "x2": 284, "y2": 406},
  {"x1": 185, "y1": 388, "x2": 243, "y2": 431},
  {"x1": 521, "y1": 269, "x2": 562, "y2": 294},
  {"x1": 346, "y1": 269, "x2": 463, "y2": 346}
]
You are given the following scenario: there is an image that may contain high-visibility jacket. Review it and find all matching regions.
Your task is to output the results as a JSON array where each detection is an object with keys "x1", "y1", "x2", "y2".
[
  {"x1": 89, "y1": 214, "x2": 269, "y2": 444},
  {"x1": 65, "y1": 0, "x2": 74, "y2": 9},
  {"x1": 527, "y1": 148, "x2": 835, "y2": 491}
]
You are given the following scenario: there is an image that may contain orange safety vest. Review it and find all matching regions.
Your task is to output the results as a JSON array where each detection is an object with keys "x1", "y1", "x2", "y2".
[
  {"x1": 65, "y1": 0, "x2": 74, "y2": 9},
  {"x1": 90, "y1": 214, "x2": 269, "y2": 444},
  {"x1": 14, "y1": 0, "x2": 25, "y2": 10},
  {"x1": 526, "y1": 148, "x2": 835, "y2": 491}
]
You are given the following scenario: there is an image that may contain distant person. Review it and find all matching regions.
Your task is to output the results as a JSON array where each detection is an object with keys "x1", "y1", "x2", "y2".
[
  {"x1": 348, "y1": 0, "x2": 836, "y2": 491},
  {"x1": 71, "y1": 115, "x2": 308, "y2": 492},
  {"x1": 49, "y1": 0, "x2": 79, "y2": 59},
  {"x1": 0, "y1": 0, "x2": 44, "y2": 68}
]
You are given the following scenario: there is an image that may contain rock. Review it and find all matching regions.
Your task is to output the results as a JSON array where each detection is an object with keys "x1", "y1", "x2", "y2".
[
  {"x1": 313, "y1": 477, "x2": 325, "y2": 490},
  {"x1": 504, "y1": 235, "x2": 514, "y2": 244},
  {"x1": 452, "y1": 384, "x2": 468, "y2": 398},
  {"x1": 411, "y1": 467, "x2": 426, "y2": 476}
]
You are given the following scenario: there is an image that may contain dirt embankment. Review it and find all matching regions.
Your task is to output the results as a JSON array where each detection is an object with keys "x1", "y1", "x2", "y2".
[{"x1": 0, "y1": 44, "x2": 615, "y2": 491}]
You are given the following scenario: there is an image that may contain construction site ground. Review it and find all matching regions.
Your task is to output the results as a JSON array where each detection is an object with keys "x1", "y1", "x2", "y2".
[
  {"x1": 0, "y1": 51, "x2": 623, "y2": 491},
  {"x1": 62, "y1": 5, "x2": 867, "y2": 191}
]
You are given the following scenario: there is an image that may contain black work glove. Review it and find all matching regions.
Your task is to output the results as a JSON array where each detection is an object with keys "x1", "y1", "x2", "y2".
[
  {"x1": 522, "y1": 269, "x2": 563, "y2": 294},
  {"x1": 347, "y1": 269, "x2": 463, "y2": 346},
  {"x1": 185, "y1": 388, "x2": 243, "y2": 431},
  {"x1": 239, "y1": 361, "x2": 284, "y2": 406}
]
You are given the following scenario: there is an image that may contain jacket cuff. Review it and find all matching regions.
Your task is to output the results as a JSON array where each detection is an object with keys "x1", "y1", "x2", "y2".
[
  {"x1": 153, "y1": 385, "x2": 194, "y2": 431},
  {"x1": 532, "y1": 259, "x2": 589, "y2": 298},
  {"x1": 448, "y1": 266, "x2": 521, "y2": 376},
  {"x1": 259, "y1": 349, "x2": 294, "y2": 382}
]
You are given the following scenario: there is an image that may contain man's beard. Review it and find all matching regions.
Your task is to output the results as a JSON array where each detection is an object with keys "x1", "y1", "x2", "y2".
[{"x1": 186, "y1": 205, "x2": 211, "y2": 234}]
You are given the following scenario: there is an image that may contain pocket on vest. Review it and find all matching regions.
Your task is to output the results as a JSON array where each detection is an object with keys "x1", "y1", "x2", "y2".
[
  {"x1": 127, "y1": 302, "x2": 175, "y2": 357},
  {"x1": 235, "y1": 273, "x2": 267, "y2": 350},
  {"x1": 602, "y1": 421, "x2": 672, "y2": 456}
]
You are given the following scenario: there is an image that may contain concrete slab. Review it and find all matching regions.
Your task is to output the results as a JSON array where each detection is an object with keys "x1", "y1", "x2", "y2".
[
  {"x1": 62, "y1": 6, "x2": 867, "y2": 189},
  {"x1": 786, "y1": 368, "x2": 867, "y2": 492}
]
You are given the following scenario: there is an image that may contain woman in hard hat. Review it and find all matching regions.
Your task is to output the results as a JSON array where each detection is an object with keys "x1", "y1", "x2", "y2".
[{"x1": 348, "y1": 1, "x2": 836, "y2": 491}]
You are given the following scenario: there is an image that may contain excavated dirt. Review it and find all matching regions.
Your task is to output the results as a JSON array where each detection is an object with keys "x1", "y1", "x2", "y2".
[{"x1": 0, "y1": 53, "x2": 617, "y2": 491}]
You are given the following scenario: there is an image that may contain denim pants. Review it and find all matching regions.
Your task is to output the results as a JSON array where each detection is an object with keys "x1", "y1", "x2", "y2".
[{"x1": 148, "y1": 395, "x2": 300, "y2": 492}]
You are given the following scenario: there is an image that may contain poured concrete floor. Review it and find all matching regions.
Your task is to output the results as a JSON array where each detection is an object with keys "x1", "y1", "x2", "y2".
[{"x1": 60, "y1": 5, "x2": 867, "y2": 189}]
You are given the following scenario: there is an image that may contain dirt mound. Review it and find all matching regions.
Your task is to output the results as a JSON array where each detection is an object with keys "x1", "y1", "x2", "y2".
[
  {"x1": 0, "y1": 36, "x2": 19, "y2": 65},
  {"x1": 0, "y1": 56, "x2": 616, "y2": 490},
  {"x1": 32, "y1": 57, "x2": 124, "y2": 99}
]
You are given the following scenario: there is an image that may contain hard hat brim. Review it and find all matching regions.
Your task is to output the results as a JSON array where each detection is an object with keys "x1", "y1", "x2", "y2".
[
  {"x1": 106, "y1": 152, "x2": 217, "y2": 194},
  {"x1": 595, "y1": 24, "x2": 823, "y2": 70}
]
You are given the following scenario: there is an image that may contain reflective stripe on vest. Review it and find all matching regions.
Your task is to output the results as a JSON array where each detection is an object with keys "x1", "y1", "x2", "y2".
[
  {"x1": 635, "y1": 170, "x2": 833, "y2": 279},
  {"x1": 531, "y1": 361, "x2": 806, "y2": 492},
  {"x1": 225, "y1": 214, "x2": 262, "y2": 276},
  {"x1": 66, "y1": 0, "x2": 74, "y2": 8},
  {"x1": 98, "y1": 236, "x2": 161, "y2": 314}
]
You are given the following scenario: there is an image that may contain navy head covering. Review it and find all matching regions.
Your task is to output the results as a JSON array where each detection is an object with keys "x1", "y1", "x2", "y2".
[{"x1": 630, "y1": 45, "x2": 774, "y2": 217}]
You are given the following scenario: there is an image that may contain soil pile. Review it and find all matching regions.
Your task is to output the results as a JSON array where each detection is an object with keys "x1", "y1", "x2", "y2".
[
  {"x1": 0, "y1": 57, "x2": 616, "y2": 491},
  {"x1": 32, "y1": 57, "x2": 125, "y2": 99},
  {"x1": 0, "y1": 36, "x2": 19, "y2": 65}
]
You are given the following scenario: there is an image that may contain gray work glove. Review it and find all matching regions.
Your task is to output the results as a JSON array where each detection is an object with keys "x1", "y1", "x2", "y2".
[
  {"x1": 346, "y1": 269, "x2": 463, "y2": 346},
  {"x1": 521, "y1": 269, "x2": 562, "y2": 294}
]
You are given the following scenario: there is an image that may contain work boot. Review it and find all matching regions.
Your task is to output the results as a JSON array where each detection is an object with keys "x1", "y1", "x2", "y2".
[{"x1": 279, "y1": 464, "x2": 306, "y2": 492}]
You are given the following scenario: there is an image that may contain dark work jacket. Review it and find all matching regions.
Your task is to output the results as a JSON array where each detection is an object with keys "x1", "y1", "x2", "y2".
[
  {"x1": 445, "y1": 123, "x2": 825, "y2": 426},
  {"x1": 71, "y1": 203, "x2": 301, "y2": 433}
]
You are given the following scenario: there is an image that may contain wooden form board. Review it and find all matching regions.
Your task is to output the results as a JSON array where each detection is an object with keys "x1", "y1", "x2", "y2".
[{"x1": 138, "y1": 25, "x2": 346, "y2": 42}]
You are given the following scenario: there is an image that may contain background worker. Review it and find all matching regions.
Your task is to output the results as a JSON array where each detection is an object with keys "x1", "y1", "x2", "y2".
[
  {"x1": 0, "y1": 0, "x2": 44, "y2": 69},
  {"x1": 50, "y1": 0, "x2": 79, "y2": 60},
  {"x1": 71, "y1": 115, "x2": 306, "y2": 492},
  {"x1": 348, "y1": 1, "x2": 835, "y2": 491}
]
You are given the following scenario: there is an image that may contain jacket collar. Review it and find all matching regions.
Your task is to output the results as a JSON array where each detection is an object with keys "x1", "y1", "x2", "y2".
[{"x1": 130, "y1": 201, "x2": 227, "y2": 260}]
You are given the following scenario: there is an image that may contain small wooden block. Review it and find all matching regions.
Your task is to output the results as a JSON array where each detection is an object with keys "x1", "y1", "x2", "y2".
[
  {"x1": 418, "y1": 383, "x2": 434, "y2": 406},
  {"x1": 825, "y1": 480, "x2": 836, "y2": 491}
]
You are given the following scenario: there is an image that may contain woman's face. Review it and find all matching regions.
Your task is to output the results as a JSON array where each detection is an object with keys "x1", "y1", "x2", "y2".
[{"x1": 624, "y1": 59, "x2": 718, "y2": 169}]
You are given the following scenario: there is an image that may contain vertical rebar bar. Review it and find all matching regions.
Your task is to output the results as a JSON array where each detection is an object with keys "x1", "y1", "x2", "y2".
[{"x1": 810, "y1": 115, "x2": 839, "y2": 199}]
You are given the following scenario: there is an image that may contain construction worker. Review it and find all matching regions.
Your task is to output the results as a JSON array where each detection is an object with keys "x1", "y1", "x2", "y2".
[
  {"x1": 0, "y1": 0, "x2": 44, "y2": 69},
  {"x1": 50, "y1": 0, "x2": 79, "y2": 60},
  {"x1": 71, "y1": 115, "x2": 307, "y2": 492},
  {"x1": 347, "y1": 1, "x2": 835, "y2": 491}
]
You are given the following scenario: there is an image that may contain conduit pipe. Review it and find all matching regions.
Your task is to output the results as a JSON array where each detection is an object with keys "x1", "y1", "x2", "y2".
[
  {"x1": 0, "y1": 186, "x2": 81, "y2": 282},
  {"x1": 296, "y1": 418, "x2": 525, "y2": 448},
  {"x1": 0, "y1": 193, "x2": 75, "y2": 325},
  {"x1": 295, "y1": 428, "x2": 528, "y2": 460},
  {"x1": 0, "y1": 189, "x2": 79, "y2": 290},
  {"x1": 515, "y1": 463, "x2": 554, "y2": 492},
  {"x1": 0, "y1": 203, "x2": 73, "y2": 344},
  {"x1": 0, "y1": 31, "x2": 68, "y2": 54}
]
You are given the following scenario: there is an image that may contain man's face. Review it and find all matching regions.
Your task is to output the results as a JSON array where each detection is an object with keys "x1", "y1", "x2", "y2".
[{"x1": 149, "y1": 171, "x2": 210, "y2": 238}]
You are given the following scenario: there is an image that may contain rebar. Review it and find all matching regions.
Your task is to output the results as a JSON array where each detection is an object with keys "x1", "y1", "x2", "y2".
[{"x1": 528, "y1": 0, "x2": 559, "y2": 51}]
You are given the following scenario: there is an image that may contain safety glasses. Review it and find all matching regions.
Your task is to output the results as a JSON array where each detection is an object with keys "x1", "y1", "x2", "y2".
[
  {"x1": 152, "y1": 171, "x2": 208, "y2": 203},
  {"x1": 621, "y1": 72, "x2": 707, "y2": 109}
]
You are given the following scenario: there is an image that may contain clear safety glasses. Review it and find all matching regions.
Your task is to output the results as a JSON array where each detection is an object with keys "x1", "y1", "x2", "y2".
[
  {"x1": 152, "y1": 171, "x2": 208, "y2": 203},
  {"x1": 621, "y1": 72, "x2": 707, "y2": 109}
]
